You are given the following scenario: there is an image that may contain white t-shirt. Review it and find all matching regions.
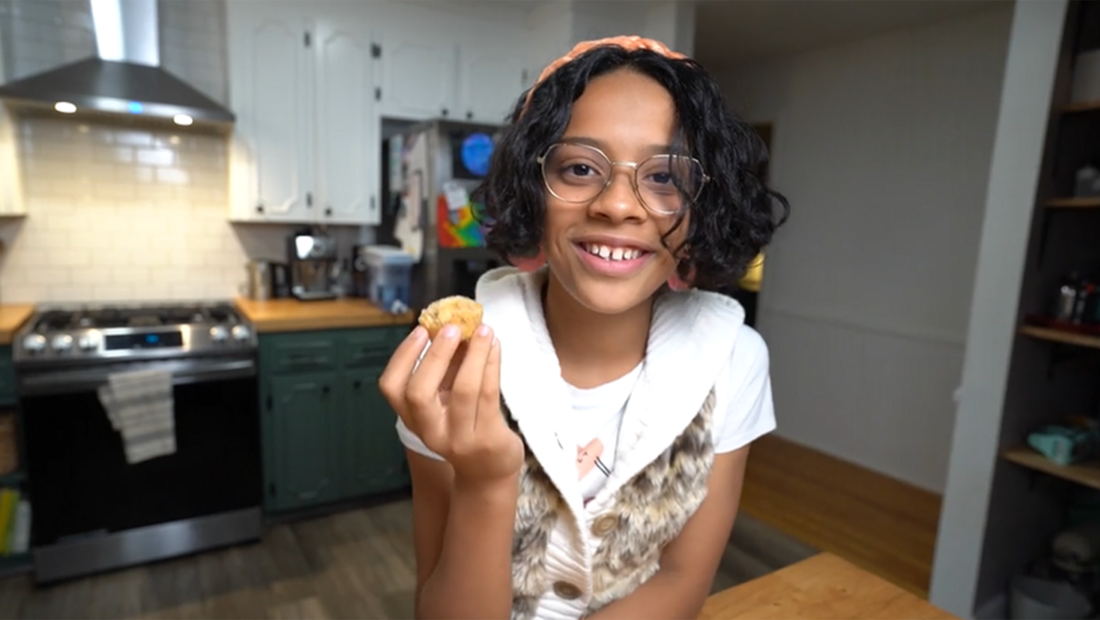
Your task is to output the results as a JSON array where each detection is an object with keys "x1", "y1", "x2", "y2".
[{"x1": 395, "y1": 323, "x2": 775, "y2": 506}]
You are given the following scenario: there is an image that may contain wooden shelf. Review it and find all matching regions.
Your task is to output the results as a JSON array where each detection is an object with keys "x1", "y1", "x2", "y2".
[
  {"x1": 1003, "y1": 447, "x2": 1100, "y2": 490},
  {"x1": 1064, "y1": 99, "x2": 1100, "y2": 114},
  {"x1": 1046, "y1": 197, "x2": 1100, "y2": 209},
  {"x1": 0, "y1": 471, "x2": 25, "y2": 487},
  {"x1": 1019, "y1": 325, "x2": 1100, "y2": 350}
]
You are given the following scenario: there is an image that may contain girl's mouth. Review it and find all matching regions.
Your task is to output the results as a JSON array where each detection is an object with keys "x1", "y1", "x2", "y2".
[
  {"x1": 574, "y1": 242, "x2": 653, "y2": 276},
  {"x1": 579, "y1": 242, "x2": 647, "y2": 262}
]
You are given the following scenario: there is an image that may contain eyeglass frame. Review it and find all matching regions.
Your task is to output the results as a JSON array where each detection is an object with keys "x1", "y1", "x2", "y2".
[{"x1": 535, "y1": 141, "x2": 711, "y2": 216}]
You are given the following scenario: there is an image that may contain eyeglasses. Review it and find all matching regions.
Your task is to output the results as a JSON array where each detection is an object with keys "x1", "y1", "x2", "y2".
[{"x1": 536, "y1": 142, "x2": 709, "y2": 216}]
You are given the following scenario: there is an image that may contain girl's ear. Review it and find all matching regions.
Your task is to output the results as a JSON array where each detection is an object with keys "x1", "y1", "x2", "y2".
[
  {"x1": 510, "y1": 248, "x2": 546, "y2": 273},
  {"x1": 667, "y1": 258, "x2": 696, "y2": 292}
]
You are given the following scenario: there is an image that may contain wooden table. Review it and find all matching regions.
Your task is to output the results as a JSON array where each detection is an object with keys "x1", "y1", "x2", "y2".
[{"x1": 698, "y1": 553, "x2": 957, "y2": 619}]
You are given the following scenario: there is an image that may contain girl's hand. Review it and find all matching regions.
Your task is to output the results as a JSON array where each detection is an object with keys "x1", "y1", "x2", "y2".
[{"x1": 379, "y1": 323, "x2": 524, "y2": 489}]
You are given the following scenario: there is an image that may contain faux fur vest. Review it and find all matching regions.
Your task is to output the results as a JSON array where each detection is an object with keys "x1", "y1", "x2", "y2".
[{"x1": 505, "y1": 389, "x2": 717, "y2": 619}]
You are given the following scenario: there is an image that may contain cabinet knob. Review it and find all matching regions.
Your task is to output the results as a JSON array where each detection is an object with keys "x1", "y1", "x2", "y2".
[
  {"x1": 325, "y1": 207, "x2": 333, "y2": 217},
  {"x1": 256, "y1": 203, "x2": 264, "y2": 213},
  {"x1": 442, "y1": 108, "x2": 449, "y2": 117},
  {"x1": 353, "y1": 380, "x2": 362, "y2": 389},
  {"x1": 466, "y1": 111, "x2": 473, "y2": 120}
]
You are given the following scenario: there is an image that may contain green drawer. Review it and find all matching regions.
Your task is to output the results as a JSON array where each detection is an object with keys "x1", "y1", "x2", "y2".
[
  {"x1": 341, "y1": 328, "x2": 405, "y2": 369},
  {"x1": 0, "y1": 347, "x2": 12, "y2": 406},
  {"x1": 260, "y1": 333, "x2": 338, "y2": 375}
]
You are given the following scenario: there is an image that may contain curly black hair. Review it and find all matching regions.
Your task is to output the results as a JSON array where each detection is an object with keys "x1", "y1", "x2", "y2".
[{"x1": 473, "y1": 44, "x2": 790, "y2": 293}]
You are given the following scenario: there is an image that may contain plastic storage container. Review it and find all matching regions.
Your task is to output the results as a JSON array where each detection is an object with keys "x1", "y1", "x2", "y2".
[
  {"x1": 1010, "y1": 576, "x2": 1091, "y2": 620},
  {"x1": 364, "y1": 246, "x2": 416, "y2": 313}
]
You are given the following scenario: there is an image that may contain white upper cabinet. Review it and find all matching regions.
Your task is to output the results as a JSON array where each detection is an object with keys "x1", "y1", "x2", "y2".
[
  {"x1": 226, "y1": 1, "x2": 378, "y2": 226},
  {"x1": 458, "y1": 36, "x2": 526, "y2": 125},
  {"x1": 313, "y1": 19, "x2": 379, "y2": 226},
  {"x1": 375, "y1": 7, "x2": 459, "y2": 121},
  {"x1": 372, "y1": 3, "x2": 524, "y2": 124},
  {"x1": 224, "y1": 0, "x2": 527, "y2": 226},
  {"x1": 227, "y1": 5, "x2": 313, "y2": 222},
  {"x1": 0, "y1": 31, "x2": 25, "y2": 219}
]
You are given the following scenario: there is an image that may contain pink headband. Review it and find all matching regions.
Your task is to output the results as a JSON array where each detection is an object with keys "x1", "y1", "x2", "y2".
[{"x1": 521, "y1": 35, "x2": 686, "y2": 115}]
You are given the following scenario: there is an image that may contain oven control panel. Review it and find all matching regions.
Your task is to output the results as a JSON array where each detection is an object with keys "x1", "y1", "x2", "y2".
[{"x1": 14, "y1": 304, "x2": 258, "y2": 364}]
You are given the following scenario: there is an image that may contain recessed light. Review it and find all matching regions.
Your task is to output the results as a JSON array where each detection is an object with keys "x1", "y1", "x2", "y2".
[
  {"x1": 173, "y1": 114, "x2": 193, "y2": 126},
  {"x1": 54, "y1": 102, "x2": 77, "y2": 114}
]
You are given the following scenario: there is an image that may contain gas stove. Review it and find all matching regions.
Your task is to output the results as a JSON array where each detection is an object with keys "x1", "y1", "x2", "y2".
[{"x1": 13, "y1": 301, "x2": 256, "y2": 365}]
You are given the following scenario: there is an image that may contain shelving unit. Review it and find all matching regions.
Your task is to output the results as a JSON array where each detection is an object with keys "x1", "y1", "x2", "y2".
[
  {"x1": 1063, "y1": 99, "x2": 1100, "y2": 114},
  {"x1": 968, "y1": 0, "x2": 1100, "y2": 612},
  {"x1": 1003, "y1": 447, "x2": 1100, "y2": 491},
  {"x1": 1019, "y1": 325, "x2": 1100, "y2": 350},
  {"x1": 1045, "y1": 197, "x2": 1100, "y2": 209}
]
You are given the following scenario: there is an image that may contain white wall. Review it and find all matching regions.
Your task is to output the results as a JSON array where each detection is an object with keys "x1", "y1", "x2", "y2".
[
  {"x1": 930, "y1": 1, "x2": 1068, "y2": 616},
  {"x1": 716, "y1": 6, "x2": 1014, "y2": 493}
]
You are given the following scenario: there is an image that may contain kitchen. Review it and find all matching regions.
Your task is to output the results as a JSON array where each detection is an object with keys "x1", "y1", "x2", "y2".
[
  {"x1": 0, "y1": 0, "x2": 531, "y2": 587},
  {"x1": 0, "y1": 0, "x2": 965, "y2": 618}
]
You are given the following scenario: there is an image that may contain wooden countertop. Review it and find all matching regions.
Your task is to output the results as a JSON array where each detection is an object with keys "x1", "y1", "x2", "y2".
[
  {"x1": 0, "y1": 304, "x2": 34, "y2": 345},
  {"x1": 234, "y1": 297, "x2": 416, "y2": 333},
  {"x1": 698, "y1": 553, "x2": 956, "y2": 620}
]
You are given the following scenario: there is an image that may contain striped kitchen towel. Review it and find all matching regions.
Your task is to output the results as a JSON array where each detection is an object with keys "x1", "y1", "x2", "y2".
[{"x1": 97, "y1": 368, "x2": 176, "y2": 464}]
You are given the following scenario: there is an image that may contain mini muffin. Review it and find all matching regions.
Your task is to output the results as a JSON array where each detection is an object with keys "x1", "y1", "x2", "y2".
[{"x1": 418, "y1": 295, "x2": 484, "y2": 341}]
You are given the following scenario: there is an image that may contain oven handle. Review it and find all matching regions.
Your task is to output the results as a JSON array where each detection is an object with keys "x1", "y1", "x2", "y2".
[{"x1": 18, "y1": 358, "x2": 257, "y2": 396}]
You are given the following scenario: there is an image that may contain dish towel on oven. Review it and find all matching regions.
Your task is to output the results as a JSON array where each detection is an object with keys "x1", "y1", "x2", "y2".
[{"x1": 97, "y1": 369, "x2": 176, "y2": 464}]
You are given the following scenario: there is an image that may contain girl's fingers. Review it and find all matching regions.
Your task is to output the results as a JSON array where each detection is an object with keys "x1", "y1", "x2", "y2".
[
  {"x1": 378, "y1": 326, "x2": 429, "y2": 422},
  {"x1": 404, "y1": 325, "x2": 463, "y2": 408},
  {"x1": 476, "y1": 336, "x2": 503, "y2": 432},
  {"x1": 448, "y1": 325, "x2": 494, "y2": 440}
]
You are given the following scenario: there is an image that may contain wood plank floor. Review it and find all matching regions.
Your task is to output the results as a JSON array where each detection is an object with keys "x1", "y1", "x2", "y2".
[
  {"x1": 0, "y1": 434, "x2": 933, "y2": 616},
  {"x1": 740, "y1": 434, "x2": 943, "y2": 598},
  {"x1": 0, "y1": 494, "x2": 814, "y2": 619}
]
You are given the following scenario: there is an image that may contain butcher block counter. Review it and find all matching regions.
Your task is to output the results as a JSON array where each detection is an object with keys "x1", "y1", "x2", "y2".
[
  {"x1": 0, "y1": 304, "x2": 35, "y2": 345},
  {"x1": 234, "y1": 297, "x2": 415, "y2": 333},
  {"x1": 698, "y1": 553, "x2": 956, "y2": 620}
]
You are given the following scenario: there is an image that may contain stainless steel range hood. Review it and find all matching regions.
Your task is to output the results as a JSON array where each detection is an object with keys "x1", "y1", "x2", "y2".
[{"x1": 0, "y1": 0, "x2": 234, "y2": 128}]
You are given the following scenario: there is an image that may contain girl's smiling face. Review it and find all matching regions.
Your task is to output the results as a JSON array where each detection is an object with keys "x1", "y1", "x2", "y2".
[{"x1": 541, "y1": 68, "x2": 689, "y2": 315}]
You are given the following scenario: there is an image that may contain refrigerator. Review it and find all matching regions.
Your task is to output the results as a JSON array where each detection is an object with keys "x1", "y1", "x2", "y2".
[{"x1": 377, "y1": 119, "x2": 505, "y2": 311}]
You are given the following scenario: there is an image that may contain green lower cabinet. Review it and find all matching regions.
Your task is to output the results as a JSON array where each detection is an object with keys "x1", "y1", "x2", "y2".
[
  {"x1": 261, "y1": 327, "x2": 410, "y2": 514},
  {"x1": 270, "y1": 373, "x2": 340, "y2": 511},
  {"x1": 341, "y1": 368, "x2": 410, "y2": 497}
]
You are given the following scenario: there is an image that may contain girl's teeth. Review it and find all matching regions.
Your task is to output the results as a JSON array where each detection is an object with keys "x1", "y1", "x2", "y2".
[{"x1": 583, "y1": 243, "x2": 642, "y2": 261}]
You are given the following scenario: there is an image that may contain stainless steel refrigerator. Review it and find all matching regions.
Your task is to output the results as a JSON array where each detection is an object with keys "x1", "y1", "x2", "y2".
[{"x1": 378, "y1": 118, "x2": 504, "y2": 311}]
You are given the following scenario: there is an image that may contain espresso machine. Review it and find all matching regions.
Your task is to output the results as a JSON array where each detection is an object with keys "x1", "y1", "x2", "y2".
[{"x1": 288, "y1": 232, "x2": 338, "y2": 301}]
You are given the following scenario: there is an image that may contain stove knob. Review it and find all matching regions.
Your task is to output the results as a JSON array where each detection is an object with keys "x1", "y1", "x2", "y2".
[
  {"x1": 78, "y1": 334, "x2": 99, "y2": 352},
  {"x1": 209, "y1": 326, "x2": 229, "y2": 343},
  {"x1": 22, "y1": 334, "x2": 46, "y2": 353},
  {"x1": 51, "y1": 334, "x2": 73, "y2": 352},
  {"x1": 231, "y1": 325, "x2": 252, "y2": 342}
]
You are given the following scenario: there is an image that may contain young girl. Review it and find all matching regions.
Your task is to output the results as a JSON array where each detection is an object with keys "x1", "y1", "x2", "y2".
[{"x1": 379, "y1": 35, "x2": 789, "y2": 620}]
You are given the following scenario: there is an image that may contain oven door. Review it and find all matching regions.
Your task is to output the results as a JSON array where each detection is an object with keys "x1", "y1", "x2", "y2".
[{"x1": 19, "y1": 354, "x2": 262, "y2": 548}]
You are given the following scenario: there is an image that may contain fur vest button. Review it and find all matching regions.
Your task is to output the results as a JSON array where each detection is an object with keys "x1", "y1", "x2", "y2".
[
  {"x1": 552, "y1": 581, "x2": 584, "y2": 600},
  {"x1": 591, "y1": 514, "x2": 619, "y2": 536}
]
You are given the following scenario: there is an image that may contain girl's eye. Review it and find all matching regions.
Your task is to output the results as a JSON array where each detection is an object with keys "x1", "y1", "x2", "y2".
[
  {"x1": 648, "y1": 172, "x2": 672, "y2": 185},
  {"x1": 560, "y1": 162, "x2": 602, "y2": 179}
]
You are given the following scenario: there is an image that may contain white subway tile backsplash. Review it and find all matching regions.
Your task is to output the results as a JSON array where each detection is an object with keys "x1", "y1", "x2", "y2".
[{"x1": 0, "y1": 116, "x2": 294, "y2": 304}]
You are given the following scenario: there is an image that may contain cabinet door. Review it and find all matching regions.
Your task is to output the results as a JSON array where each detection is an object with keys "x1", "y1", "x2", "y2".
[
  {"x1": 376, "y1": 8, "x2": 459, "y2": 121},
  {"x1": 0, "y1": 106, "x2": 24, "y2": 218},
  {"x1": 459, "y1": 42, "x2": 525, "y2": 125},
  {"x1": 226, "y1": 2, "x2": 314, "y2": 223},
  {"x1": 270, "y1": 373, "x2": 339, "y2": 511},
  {"x1": 313, "y1": 20, "x2": 380, "y2": 226},
  {"x1": 341, "y1": 368, "x2": 409, "y2": 498}
]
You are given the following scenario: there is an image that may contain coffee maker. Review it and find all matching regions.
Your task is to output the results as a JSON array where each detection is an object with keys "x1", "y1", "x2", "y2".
[{"x1": 287, "y1": 232, "x2": 338, "y2": 301}]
